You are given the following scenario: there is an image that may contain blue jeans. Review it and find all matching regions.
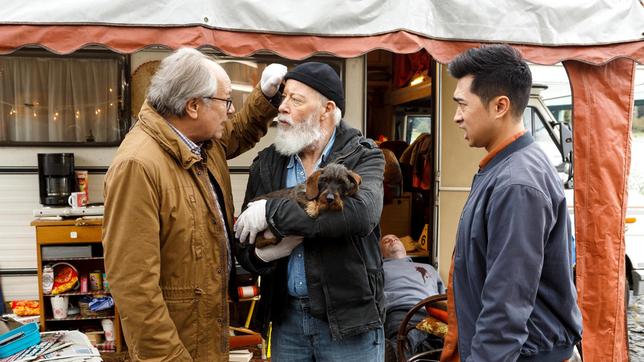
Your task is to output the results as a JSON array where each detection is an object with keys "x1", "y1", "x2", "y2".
[{"x1": 272, "y1": 297, "x2": 385, "y2": 361}]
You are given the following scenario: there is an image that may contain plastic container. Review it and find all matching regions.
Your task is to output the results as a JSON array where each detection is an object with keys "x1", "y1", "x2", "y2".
[
  {"x1": 102, "y1": 273, "x2": 109, "y2": 292},
  {"x1": 0, "y1": 322, "x2": 41, "y2": 358},
  {"x1": 42, "y1": 265, "x2": 54, "y2": 294}
]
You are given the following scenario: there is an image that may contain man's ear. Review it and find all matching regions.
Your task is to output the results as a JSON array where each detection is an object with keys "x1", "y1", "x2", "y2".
[
  {"x1": 492, "y1": 96, "x2": 510, "y2": 118},
  {"x1": 305, "y1": 170, "x2": 323, "y2": 200},
  {"x1": 320, "y1": 101, "x2": 336, "y2": 121},
  {"x1": 185, "y1": 98, "x2": 200, "y2": 119},
  {"x1": 347, "y1": 170, "x2": 362, "y2": 195}
]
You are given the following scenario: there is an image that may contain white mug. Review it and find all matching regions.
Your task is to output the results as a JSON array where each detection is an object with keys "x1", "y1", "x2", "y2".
[
  {"x1": 51, "y1": 296, "x2": 69, "y2": 319},
  {"x1": 68, "y1": 192, "x2": 88, "y2": 208}
]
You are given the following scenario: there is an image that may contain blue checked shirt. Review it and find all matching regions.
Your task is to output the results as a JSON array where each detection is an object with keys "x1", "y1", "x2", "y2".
[
  {"x1": 286, "y1": 129, "x2": 336, "y2": 297},
  {"x1": 166, "y1": 121, "x2": 232, "y2": 272}
]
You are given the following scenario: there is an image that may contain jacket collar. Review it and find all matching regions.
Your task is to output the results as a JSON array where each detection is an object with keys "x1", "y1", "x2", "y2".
[
  {"x1": 480, "y1": 131, "x2": 534, "y2": 172},
  {"x1": 327, "y1": 120, "x2": 362, "y2": 159},
  {"x1": 137, "y1": 101, "x2": 207, "y2": 169}
]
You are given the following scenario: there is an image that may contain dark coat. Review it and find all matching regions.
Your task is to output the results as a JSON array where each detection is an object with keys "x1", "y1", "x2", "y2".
[
  {"x1": 454, "y1": 133, "x2": 582, "y2": 361},
  {"x1": 237, "y1": 121, "x2": 386, "y2": 340}
]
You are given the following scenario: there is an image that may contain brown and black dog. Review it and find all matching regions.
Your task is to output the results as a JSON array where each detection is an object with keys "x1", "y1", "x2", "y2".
[{"x1": 252, "y1": 163, "x2": 362, "y2": 248}]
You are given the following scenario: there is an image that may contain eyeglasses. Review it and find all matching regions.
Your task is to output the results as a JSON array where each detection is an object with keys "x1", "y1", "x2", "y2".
[{"x1": 203, "y1": 96, "x2": 233, "y2": 111}]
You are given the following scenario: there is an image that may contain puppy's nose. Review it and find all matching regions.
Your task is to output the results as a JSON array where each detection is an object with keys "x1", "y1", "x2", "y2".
[{"x1": 326, "y1": 193, "x2": 335, "y2": 203}]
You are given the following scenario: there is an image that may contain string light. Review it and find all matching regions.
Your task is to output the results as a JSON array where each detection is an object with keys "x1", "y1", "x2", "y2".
[{"x1": 410, "y1": 75, "x2": 424, "y2": 86}]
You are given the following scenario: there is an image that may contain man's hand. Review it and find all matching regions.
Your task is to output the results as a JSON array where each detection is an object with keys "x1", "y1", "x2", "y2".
[
  {"x1": 234, "y1": 199, "x2": 268, "y2": 244},
  {"x1": 255, "y1": 235, "x2": 304, "y2": 262},
  {"x1": 260, "y1": 64, "x2": 288, "y2": 98}
]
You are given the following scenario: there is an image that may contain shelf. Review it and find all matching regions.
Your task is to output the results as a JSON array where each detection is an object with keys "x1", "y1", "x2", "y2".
[
  {"x1": 228, "y1": 296, "x2": 260, "y2": 303},
  {"x1": 239, "y1": 296, "x2": 260, "y2": 302},
  {"x1": 31, "y1": 219, "x2": 103, "y2": 227},
  {"x1": 44, "y1": 291, "x2": 111, "y2": 297},
  {"x1": 34, "y1": 219, "x2": 122, "y2": 353},
  {"x1": 46, "y1": 315, "x2": 114, "y2": 322},
  {"x1": 42, "y1": 256, "x2": 104, "y2": 261},
  {"x1": 386, "y1": 79, "x2": 432, "y2": 105}
]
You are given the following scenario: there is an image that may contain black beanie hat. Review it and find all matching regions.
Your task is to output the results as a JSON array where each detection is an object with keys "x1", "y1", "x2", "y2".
[{"x1": 284, "y1": 62, "x2": 345, "y2": 116}]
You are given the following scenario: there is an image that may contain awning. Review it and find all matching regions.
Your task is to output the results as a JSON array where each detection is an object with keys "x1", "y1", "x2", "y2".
[
  {"x1": 1, "y1": 0, "x2": 642, "y2": 46},
  {"x1": 1, "y1": 26, "x2": 642, "y2": 66}
]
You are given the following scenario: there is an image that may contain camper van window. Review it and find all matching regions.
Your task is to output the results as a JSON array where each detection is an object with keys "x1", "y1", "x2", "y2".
[
  {"x1": 403, "y1": 113, "x2": 431, "y2": 143},
  {"x1": 0, "y1": 51, "x2": 127, "y2": 145},
  {"x1": 523, "y1": 106, "x2": 564, "y2": 172}
]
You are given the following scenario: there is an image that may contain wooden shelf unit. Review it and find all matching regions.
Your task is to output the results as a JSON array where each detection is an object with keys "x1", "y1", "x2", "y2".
[{"x1": 31, "y1": 218, "x2": 122, "y2": 352}]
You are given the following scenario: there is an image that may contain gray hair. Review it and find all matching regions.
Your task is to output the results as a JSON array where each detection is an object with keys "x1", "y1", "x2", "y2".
[
  {"x1": 147, "y1": 48, "x2": 218, "y2": 117},
  {"x1": 319, "y1": 94, "x2": 342, "y2": 125}
]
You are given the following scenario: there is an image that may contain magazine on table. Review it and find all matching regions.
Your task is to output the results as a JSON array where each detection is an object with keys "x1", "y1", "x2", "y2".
[{"x1": 0, "y1": 330, "x2": 100, "y2": 362}]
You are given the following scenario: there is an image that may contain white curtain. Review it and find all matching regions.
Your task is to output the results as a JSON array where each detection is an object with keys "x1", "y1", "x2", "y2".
[{"x1": 0, "y1": 56, "x2": 120, "y2": 143}]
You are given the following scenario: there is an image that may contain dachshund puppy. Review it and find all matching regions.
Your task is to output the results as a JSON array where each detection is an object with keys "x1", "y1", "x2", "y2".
[{"x1": 251, "y1": 163, "x2": 362, "y2": 248}]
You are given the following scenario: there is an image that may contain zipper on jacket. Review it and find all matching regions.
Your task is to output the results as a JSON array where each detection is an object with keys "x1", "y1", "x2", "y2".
[{"x1": 326, "y1": 143, "x2": 361, "y2": 166}]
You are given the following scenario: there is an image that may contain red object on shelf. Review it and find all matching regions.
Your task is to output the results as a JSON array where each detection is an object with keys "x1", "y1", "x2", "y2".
[
  {"x1": 237, "y1": 286, "x2": 259, "y2": 299},
  {"x1": 229, "y1": 334, "x2": 262, "y2": 349},
  {"x1": 80, "y1": 275, "x2": 88, "y2": 293},
  {"x1": 51, "y1": 263, "x2": 78, "y2": 295}
]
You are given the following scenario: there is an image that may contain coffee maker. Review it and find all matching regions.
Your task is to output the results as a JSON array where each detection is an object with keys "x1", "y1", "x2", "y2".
[{"x1": 38, "y1": 153, "x2": 75, "y2": 206}]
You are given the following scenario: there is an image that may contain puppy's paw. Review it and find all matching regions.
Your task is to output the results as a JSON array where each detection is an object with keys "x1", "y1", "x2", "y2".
[{"x1": 255, "y1": 229, "x2": 279, "y2": 248}]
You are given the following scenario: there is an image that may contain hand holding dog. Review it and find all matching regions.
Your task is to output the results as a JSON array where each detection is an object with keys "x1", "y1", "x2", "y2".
[
  {"x1": 260, "y1": 63, "x2": 287, "y2": 97},
  {"x1": 234, "y1": 199, "x2": 268, "y2": 244},
  {"x1": 255, "y1": 235, "x2": 304, "y2": 262}
]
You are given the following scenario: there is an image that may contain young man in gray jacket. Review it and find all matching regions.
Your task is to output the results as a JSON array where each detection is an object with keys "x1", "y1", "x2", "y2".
[
  {"x1": 234, "y1": 62, "x2": 386, "y2": 361},
  {"x1": 444, "y1": 45, "x2": 582, "y2": 361}
]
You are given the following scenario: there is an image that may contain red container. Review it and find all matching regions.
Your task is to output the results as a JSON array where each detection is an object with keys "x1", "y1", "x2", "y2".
[{"x1": 80, "y1": 275, "x2": 88, "y2": 293}]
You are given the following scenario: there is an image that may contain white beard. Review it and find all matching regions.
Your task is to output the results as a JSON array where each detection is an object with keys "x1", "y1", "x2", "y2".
[{"x1": 274, "y1": 112, "x2": 324, "y2": 156}]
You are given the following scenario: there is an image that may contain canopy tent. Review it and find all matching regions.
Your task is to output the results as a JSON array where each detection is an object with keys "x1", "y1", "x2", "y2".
[{"x1": 1, "y1": 1, "x2": 643, "y2": 361}]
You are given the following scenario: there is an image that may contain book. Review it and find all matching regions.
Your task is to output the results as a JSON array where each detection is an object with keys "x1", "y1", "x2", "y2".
[{"x1": 229, "y1": 349, "x2": 253, "y2": 362}]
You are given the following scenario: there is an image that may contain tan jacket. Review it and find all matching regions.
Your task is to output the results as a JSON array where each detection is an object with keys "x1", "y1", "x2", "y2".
[{"x1": 103, "y1": 86, "x2": 277, "y2": 362}]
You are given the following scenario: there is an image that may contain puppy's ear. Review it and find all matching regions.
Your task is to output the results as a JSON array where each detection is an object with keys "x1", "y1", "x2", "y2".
[
  {"x1": 305, "y1": 170, "x2": 323, "y2": 200},
  {"x1": 347, "y1": 170, "x2": 362, "y2": 195}
]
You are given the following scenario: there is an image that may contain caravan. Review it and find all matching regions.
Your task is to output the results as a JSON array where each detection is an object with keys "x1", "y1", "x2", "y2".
[{"x1": 0, "y1": 1, "x2": 642, "y2": 360}]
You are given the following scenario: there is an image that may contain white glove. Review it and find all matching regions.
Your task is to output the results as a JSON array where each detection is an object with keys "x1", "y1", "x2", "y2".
[
  {"x1": 255, "y1": 235, "x2": 304, "y2": 262},
  {"x1": 260, "y1": 63, "x2": 287, "y2": 97},
  {"x1": 234, "y1": 199, "x2": 268, "y2": 244}
]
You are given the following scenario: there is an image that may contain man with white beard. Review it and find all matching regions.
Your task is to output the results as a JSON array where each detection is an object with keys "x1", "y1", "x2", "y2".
[{"x1": 235, "y1": 62, "x2": 386, "y2": 361}]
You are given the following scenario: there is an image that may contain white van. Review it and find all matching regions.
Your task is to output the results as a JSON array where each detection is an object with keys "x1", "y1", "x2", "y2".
[{"x1": 526, "y1": 82, "x2": 644, "y2": 301}]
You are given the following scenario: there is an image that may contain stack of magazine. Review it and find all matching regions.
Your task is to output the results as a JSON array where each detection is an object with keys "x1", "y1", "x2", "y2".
[
  {"x1": 0, "y1": 331, "x2": 100, "y2": 362},
  {"x1": 229, "y1": 349, "x2": 253, "y2": 362}
]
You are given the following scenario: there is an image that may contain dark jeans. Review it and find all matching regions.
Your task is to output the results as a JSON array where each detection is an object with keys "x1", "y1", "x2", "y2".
[{"x1": 272, "y1": 297, "x2": 385, "y2": 361}]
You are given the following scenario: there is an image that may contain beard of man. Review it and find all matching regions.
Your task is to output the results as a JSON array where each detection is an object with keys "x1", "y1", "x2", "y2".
[{"x1": 274, "y1": 109, "x2": 324, "y2": 156}]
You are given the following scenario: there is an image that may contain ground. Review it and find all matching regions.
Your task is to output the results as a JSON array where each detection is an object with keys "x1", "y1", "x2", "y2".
[{"x1": 629, "y1": 294, "x2": 644, "y2": 360}]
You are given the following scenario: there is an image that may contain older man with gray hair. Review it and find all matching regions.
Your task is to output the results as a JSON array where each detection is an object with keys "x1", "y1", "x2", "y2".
[
  {"x1": 235, "y1": 62, "x2": 386, "y2": 361},
  {"x1": 103, "y1": 47, "x2": 286, "y2": 361}
]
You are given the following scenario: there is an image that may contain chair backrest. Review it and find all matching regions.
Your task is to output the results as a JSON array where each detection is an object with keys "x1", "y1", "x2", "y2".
[
  {"x1": 380, "y1": 140, "x2": 409, "y2": 160},
  {"x1": 396, "y1": 294, "x2": 447, "y2": 362}
]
